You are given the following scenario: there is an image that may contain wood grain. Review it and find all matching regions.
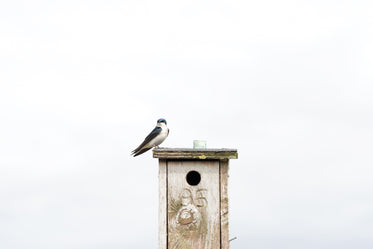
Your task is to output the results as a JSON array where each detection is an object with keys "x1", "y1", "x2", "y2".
[
  {"x1": 220, "y1": 159, "x2": 229, "y2": 249},
  {"x1": 153, "y1": 148, "x2": 238, "y2": 160},
  {"x1": 158, "y1": 159, "x2": 167, "y2": 249},
  {"x1": 167, "y1": 160, "x2": 220, "y2": 249},
  {"x1": 157, "y1": 148, "x2": 237, "y2": 248}
]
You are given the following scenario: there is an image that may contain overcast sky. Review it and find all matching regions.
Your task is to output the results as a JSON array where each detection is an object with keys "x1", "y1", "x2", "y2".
[{"x1": 1, "y1": 0, "x2": 373, "y2": 248}]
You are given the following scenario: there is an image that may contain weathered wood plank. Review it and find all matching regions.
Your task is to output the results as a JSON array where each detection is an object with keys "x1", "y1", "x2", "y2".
[
  {"x1": 220, "y1": 160, "x2": 229, "y2": 249},
  {"x1": 167, "y1": 160, "x2": 220, "y2": 249},
  {"x1": 153, "y1": 148, "x2": 238, "y2": 160},
  {"x1": 159, "y1": 159, "x2": 167, "y2": 249}
]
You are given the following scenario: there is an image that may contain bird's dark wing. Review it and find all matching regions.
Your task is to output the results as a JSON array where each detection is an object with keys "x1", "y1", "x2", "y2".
[
  {"x1": 131, "y1": 126, "x2": 162, "y2": 156},
  {"x1": 132, "y1": 147, "x2": 152, "y2": 157}
]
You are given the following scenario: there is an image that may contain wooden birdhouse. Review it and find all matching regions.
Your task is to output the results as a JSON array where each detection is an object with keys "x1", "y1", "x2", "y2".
[{"x1": 153, "y1": 148, "x2": 238, "y2": 249}]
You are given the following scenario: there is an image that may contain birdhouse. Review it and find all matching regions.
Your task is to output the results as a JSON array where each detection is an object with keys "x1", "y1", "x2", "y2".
[{"x1": 153, "y1": 148, "x2": 238, "y2": 249}]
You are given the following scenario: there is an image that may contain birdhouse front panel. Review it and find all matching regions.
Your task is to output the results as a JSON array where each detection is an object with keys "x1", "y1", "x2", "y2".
[
  {"x1": 154, "y1": 148, "x2": 238, "y2": 249},
  {"x1": 167, "y1": 160, "x2": 220, "y2": 249}
]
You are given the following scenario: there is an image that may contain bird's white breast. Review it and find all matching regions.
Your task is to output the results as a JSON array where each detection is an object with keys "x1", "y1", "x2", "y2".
[{"x1": 149, "y1": 124, "x2": 168, "y2": 147}]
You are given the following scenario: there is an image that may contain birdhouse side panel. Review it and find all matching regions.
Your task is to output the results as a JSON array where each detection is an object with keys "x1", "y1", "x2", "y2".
[
  {"x1": 158, "y1": 159, "x2": 167, "y2": 249},
  {"x1": 167, "y1": 160, "x2": 220, "y2": 249},
  {"x1": 220, "y1": 160, "x2": 229, "y2": 249}
]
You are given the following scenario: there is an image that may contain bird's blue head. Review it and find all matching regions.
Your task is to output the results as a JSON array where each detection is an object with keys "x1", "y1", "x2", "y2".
[{"x1": 157, "y1": 118, "x2": 167, "y2": 125}]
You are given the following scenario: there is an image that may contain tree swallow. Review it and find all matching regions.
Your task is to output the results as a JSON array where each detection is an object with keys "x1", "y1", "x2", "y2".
[{"x1": 131, "y1": 118, "x2": 169, "y2": 157}]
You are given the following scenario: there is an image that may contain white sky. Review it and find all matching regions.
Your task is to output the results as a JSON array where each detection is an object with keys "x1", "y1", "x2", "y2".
[{"x1": 1, "y1": 0, "x2": 373, "y2": 248}]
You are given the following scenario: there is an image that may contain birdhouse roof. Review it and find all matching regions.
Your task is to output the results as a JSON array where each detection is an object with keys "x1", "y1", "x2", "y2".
[{"x1": 153, "y1": 148, "x2": 238, "y2": 160}]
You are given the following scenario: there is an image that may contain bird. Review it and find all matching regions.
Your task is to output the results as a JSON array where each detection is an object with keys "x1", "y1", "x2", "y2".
[{"x1": 131, "y1": 118, "x2": 169, "y2": 157}]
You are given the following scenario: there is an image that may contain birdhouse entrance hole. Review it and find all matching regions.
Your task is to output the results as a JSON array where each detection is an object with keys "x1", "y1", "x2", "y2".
[{"x1": 186, "y1": 170, "x2": 201, "y2": 186}]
